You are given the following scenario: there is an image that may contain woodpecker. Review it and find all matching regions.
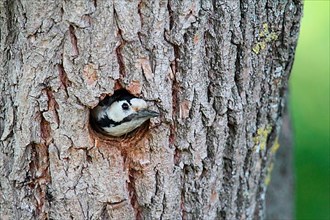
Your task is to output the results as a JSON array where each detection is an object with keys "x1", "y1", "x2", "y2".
[{"x1": 91, "y1": 89, "x2": 159, "y2": 137}]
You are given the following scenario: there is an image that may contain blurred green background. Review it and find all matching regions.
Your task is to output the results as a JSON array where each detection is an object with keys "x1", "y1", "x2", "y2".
[{"x1": 290, "y1": 1, "x2": 330, "y2": 220}]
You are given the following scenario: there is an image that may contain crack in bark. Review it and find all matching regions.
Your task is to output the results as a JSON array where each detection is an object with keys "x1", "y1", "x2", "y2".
[
  {"x1": 243, "y1": 149, "x2": 252, "y2": 177},
  {"x1": 101, "y1": 203, "x2": 111, "y2": 220},
  {"x1": 108, "y1": 199, "x2": 127, "y2": 206},
  {"x1": 137, "y1": 0, "x2": 143, "y2": 27},
  {"x1": 100, "y1": 199, "x2": 128, "y2": 219},
  {"x1": 57, "y1": 64, "x2": 71, "y2": 98},
  {"x1": 165, "y1": 1, "x2": 182, "y2": 151},
  {"x1": 235, "y1": 176, "x2": 246, "y2": 220},
  {"x1": 220, "y1": 118, "x2": 237, "y2": 216},
  {"x1": 173, "y1": 148, "x2": 181, "y2": 166},
  {"x1": 180, "y1": 187, "x2": 187, "y2": 220},
  {"x1": 113, "y1": 8, "x2": 127, "y2": 78},
  {"x1": 234, "y1": 44, "x2": 244, "y2": 97},
  {"x1": 127, "y1": 168, "x2": 142, "y2": 220},
  {"x1": 44, "y1": 88, "x2": 60, "y2": 128},
  {"x1": 119, "y1": 148, "x2": 144, "y2": 220},
  {"x1": 26, "y1": 143, "x2": 50, "y2": 219},
  {"x1": 68, "y1": 25, "x2": 79, "y2": 58},
  {"x1": 78, "y1": 198, "x2": 88, "y2": 220},
  {"x1": 160, "y1": 194, "x2": 166, "y2": 220},
  {"x1": 153, "y1": 169, "x2": 161, "y2": 199},
  {"x1": 169, "y1": 53, "x2": 180, "y2": 144}
]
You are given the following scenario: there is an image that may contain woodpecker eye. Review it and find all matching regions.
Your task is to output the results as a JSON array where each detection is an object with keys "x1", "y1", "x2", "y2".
[{"x1": 122, "y1": 103, "x2": 129, "y2": 110}]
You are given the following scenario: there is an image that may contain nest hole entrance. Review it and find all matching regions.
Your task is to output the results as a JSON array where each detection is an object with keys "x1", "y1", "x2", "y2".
[{"x1": 88, "y1": 89, "x2": 152, "y2": 143}]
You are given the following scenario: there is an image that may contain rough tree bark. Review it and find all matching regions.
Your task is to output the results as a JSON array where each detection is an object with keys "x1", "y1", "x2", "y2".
[{"x1": 0, "y1": 0, "x2": 302, "y2": 219}]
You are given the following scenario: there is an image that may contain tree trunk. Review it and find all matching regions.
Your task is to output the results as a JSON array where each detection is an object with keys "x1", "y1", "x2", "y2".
[
  {"x1": 0, "y1": 0, "x2": 302, "y2": 219},
  {"x1": 265, "y1": 107, "x2": 294, "y2": 220}
]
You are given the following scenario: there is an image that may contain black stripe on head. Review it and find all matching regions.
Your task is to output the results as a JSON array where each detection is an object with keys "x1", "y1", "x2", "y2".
[
  {"x1": 97, "y1": 116, "x2": 120, "y2": 127},
  {"x1": 99, "y1": 89, "x2": 137, "y2": 107},
  {"x1": 98, "y1": 96, "x2": 112, "y2": 106},
  {"x1": 97, "y1": 113, "x2": 137, "y2": 128},
  {"x1": 112, "y1": 89, "x2": 137, "y2": 105}
]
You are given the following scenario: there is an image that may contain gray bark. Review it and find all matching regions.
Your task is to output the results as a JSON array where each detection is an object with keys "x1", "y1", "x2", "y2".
[
  {"x1": 265, "y1": 109, "x2": 294, "y2": 220},
  {"x1": 0, "y1": 0, "x2": 302, "y2": 219}
]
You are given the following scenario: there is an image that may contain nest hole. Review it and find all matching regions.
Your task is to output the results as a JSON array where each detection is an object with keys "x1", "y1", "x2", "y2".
[{"x1": 88, "y1": 89, "x2": 151, "y2": 146}]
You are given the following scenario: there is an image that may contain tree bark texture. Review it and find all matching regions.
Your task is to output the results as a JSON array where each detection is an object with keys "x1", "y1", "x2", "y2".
[
  {"x1": 265, "y1": 107, "x2": 294, "y2": 220},
  {"x1": 0, "y1": 0, "x2": 302, "y2": 219}
]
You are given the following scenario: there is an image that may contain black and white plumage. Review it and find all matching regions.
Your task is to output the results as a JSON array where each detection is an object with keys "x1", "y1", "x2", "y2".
[{"x1": 91, "y1": 90, "x2": 159, "y2": 137}]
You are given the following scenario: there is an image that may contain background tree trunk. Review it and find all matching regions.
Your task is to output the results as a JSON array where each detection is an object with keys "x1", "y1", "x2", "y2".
[{"x1": 0, "y1": 0, "x2": 302, "y2": 219}]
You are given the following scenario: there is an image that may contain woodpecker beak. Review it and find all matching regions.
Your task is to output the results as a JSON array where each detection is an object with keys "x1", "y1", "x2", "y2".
[
  {"x1": 121, "y1": 109, "x2": 159, "y2": 123},
  {"x1": 135, "y1": 109, "x2": 159, "y2": 119}
]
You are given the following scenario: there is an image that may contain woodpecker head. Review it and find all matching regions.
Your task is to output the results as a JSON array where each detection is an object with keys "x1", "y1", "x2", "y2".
[{"x1": 91, "y1": 90, "x2": 159, "y2": 137}]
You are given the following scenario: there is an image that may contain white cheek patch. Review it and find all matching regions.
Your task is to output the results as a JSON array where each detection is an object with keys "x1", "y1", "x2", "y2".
[
  {"x1": 107, "y1": 100, "x2": 134, "y2": 122},
  {"x1": 130, "y1": 98, "x2": 147, "y2": 110}
]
